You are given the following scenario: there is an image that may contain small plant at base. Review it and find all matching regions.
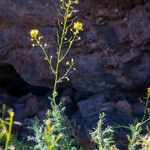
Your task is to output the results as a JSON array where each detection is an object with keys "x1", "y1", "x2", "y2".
[
  {"x1": 90, "y1": 113, "x2": 116, "y2": 150},
  {"x1": 46, "y1": 104, "x2": 77, "y2": 150},
  {"x1": 0, "y1": 109, "x2": 14, "y2": 150},
  {"x1": 127, "y1": 122, "x2": 142, "y2": 150},
  {"x1": 0, "y1": 104, "x2": 7, "y2": 119},
  {"x1": 141, "y1": 87, "x2": 150, "y2": 122},
  {"x1": 127, "y1": 87, "x2": 150, "y2": 150},
  {"x1": 27, "y1": 116, "x2": 62, "y2": 150},
  {"x1": 115, "y1": 87, "x2": 150, "y2": 150}
]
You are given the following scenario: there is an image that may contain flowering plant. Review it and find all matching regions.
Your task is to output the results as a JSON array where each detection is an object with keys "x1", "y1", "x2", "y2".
[
  {"x1": 30, "y1": 0, "x2": 83, "y2": 106},
  {"x1": 29, "y1": 0, "x2": 83, "y2": 149}
]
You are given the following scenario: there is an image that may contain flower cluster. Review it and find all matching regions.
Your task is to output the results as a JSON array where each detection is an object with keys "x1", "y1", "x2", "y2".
[
  {"x1": 73, "y1": 22, "x2": 83, "y2": 34},
  {"x1": 29, "y1": 29, "x2": 46, "y2": 48},
  {"x1": 147, "y1": 87, "x2": 150, "y2": 97},
  {"x1": 30, "y1": 29, "x2": 39, "y2": 41},
  {"x1": 8, "y1": 109, "x2": 14, "y2": 118}
]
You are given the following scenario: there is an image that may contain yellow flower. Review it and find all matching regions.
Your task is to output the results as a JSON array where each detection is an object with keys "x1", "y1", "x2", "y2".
[
  {"x1": 147, "y1": 87, "x2": 150, "y2": 97},
  {"x1": 73, "y1": 22, "x2": 83, "y2": 32},
  {"x1": 30, "y1": 29, "x2": 39, "y2": 40},
  {"x1": 8, "y1": 109, "x2": 14, "y2": 118},
  {"x1": 66, "y1": 61, "x2": 70, "y2": 65}
]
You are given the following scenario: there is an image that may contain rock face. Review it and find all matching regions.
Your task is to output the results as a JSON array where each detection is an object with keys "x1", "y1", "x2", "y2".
[
  {"x1": 0, "y1": 0, "x2": 150, "y2": 95},
  {"x1": 0, "y1": 0, "x2": 150, "y2": 149}
]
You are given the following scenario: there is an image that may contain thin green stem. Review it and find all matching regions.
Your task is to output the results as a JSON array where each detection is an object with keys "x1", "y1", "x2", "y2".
[
  {"x1": 35, "y1": 39, "x2": 55, "y2": 75},
  {"x1": 141, "y1": 95, "x2": 149, "y2": 122},
  {"x1": 141, "y1": 117, "x2": 150, "y2": 126},
  {"x1": 113, "y1": 125, "x2": 131, "y2": 130},
  {"x1": 57, "y1": 62, "x2": 74, "y2": 83},
  {"x1": 52, "y1": 0, "x2": 71, "y2": 106},
  {"x1": 5, "y1": 114, "x2": 14, "y2": 150},
  {"x1": 98, "y1": 122, "x2": 103, "y2": 150},
  {"x1": 60, "y1": 33, "x2": 77, "y2": 62}
]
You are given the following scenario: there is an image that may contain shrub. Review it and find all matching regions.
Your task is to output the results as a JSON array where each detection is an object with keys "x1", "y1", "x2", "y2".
[
  {"x1": 90, "y1": 113, "x2": 117, "y2": 150},
  {"x1": 0, "y1": 109, "x2": 14, "y2": 150},
  {"x1": 127, "y1": 87, "x2": 150, "y2": 150},
  {"x1": 27, "y1": 116, "x2": 62, "y2": 150},
  {"x1": 90, "y1": 87, "x2": 150, "y2": 150}
]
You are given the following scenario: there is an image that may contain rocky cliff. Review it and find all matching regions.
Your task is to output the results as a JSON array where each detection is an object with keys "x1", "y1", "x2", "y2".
[{"x1": 0, "y1": 0, "x2": 150, "y2": 149}]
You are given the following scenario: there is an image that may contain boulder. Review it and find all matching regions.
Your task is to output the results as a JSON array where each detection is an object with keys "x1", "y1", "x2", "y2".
[
  {"x1": 78, "y1": 94, "x2": 107, "y2": 117},
  {"x1": 0, "y1": 0, "x2": 149, "y2": 96}
]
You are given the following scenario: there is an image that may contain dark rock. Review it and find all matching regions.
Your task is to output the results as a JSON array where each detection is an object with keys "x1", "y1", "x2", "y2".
[
  {"x1": 78, "y1": 136, "x2": 94, "y2": 150},
  {"x1": 0, "y1": 0, "x2": 149, "y2": 96},
  {"x1": 132, "y1": 102, "x2": 145, "y2": 117},
  {"x1": 115, "y1": 131, "x2": 128, "y2": 150},
  {"x1": 38, "y1": 110, "x2": 46, "y2": 121},
  {"x1": 71, "y1": 106, "x2": 133, "y2": 149},
  {"x1": 13, "y1": 103, "x2": 25, "y2": 111},
  {"x1": 78, "y1": 94, "x2": 107, "y2": 117},
  {"x1": 0, "y1": 93, "x2": 16, "y2": 106},
  {"x1": 24, "y1": 94, "x2": 39, "y2": 116},
  {"x1": 116, "y1": 100, "x2": 132, "y2": 117},
  {"x1": 38, "y1": 100, "x2": 49, "y2": 112},
  {"x1": 60, "y1": 88, "x2": 74, "y2": 99},
  {"x1": 14, "y1": 108, "x2": 26, "y2": 122},
  {"x1": 0, "y1": 0, "x2": 149, "y2": 149},
  {"x1": 60, "y1": 96, "x2": 76, "y2": 117},
  {"x1": 75, "y1": 100, "x2": 133, "y2": 135},
  {"x1": 14, "y1": 94, "x2": 39, "y2": 121},
  {"x1": 0, "y1": 87, "x2": 7, "y2": 94}
]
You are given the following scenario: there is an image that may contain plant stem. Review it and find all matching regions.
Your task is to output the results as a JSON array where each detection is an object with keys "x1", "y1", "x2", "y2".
[
  {"x1": 141, "y1": 95, "x2": 149, "y2": 122},
  {"x1": 5, "y1": 114, "x2": 13, "y2": 150},
  {"x1": 52, "y1": 0, "x2": 71, "y2": 105},
  {"x1": 98, "y1": 122, "x2": 103, "y2": 150}
]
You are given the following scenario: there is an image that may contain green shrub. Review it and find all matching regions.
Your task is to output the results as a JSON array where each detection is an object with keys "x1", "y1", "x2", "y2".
[
  {"x1": 27, "y1": 116, "x2": 62, "y2": 150},
  {"x1": 90, "y1": 113, "x2": 117, "y2": 150},
  {"x1": 0, "y1": 109, "x2": 14, "y2": 150},
  {"x1": 90, "y1": 87, "x2": 150, "y2": 150},
  {"x1": 47, "y1": 104, "x2": 77, "y2": 150},
  {"x1": 127, "y1": 87, "x2": 150, "y2": 150}
]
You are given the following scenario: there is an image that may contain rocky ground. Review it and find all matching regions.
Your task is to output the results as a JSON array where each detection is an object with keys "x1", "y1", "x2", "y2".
[{"x1": 0, "y1": 0, "x2": 150, "y2": 149}]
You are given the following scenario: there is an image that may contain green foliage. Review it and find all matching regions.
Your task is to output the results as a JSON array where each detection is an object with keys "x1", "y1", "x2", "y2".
[
  {"x1": 127, "y1": 120, "x2": 150, "y2": 150},
  {"x1": 27, "y1": 117, "x2": 46, "y2": 150},
  {"x1": 28, "y1": 116, "x2": 62, "y2": 150},
  {"x1": 90, "y1": 113, "x2": 116, "y2": 150},
  {"x1": 90, "y1": 87, "x2": 150, "y2": 150},
  {"x1": 0, "y1": 104, "x2": 7, "y2": 119},
  {"x1": 0, "y1": 109, "x2": 14, "y2": 150},
  {"x1": 127, "y1": 88, "x2": 150, "y2": 150},
  {"x1": 27, "y1": 105, "x2": 76, "y2": 150},
  {"x1": 127, "y1": 123, "x2": 142, "y2": 150},
  {"x1": 47, "y1": 103, "x2": 76, "y2": 150}
]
